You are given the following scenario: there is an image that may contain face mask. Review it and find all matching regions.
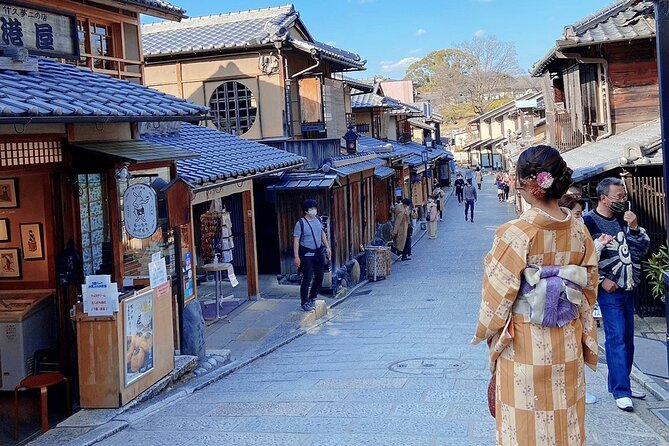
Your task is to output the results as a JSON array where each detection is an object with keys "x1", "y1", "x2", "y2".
[
  {"x1": 609, "y1": 200, "x2": 627, "y2": 214},
  {"x1": 308, "y1": 209, "x2": 317, "y2": 217}
]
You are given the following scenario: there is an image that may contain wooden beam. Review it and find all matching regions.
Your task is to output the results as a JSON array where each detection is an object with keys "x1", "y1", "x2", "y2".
[{"x1": 242, "y1": 189, "x2": 259, "y2": 298}]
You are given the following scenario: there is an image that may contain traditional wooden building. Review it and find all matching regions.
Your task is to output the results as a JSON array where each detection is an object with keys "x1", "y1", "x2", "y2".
[
  {"x1": 531, "y1": 0, "x2": 664, "y2": 315},
  {"x1": 139, "y1": 5, "x2": 382, "y2": 284}
]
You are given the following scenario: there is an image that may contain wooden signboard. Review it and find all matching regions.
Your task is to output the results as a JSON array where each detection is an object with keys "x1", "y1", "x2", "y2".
[{"x1": 0, "y1": 1, "x2": 79, "y2": 59}]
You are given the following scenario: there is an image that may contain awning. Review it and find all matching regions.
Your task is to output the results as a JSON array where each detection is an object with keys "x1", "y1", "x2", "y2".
[
  {"x1": 408, "y1": 118, "x2": 436, "y2": 131},
  {"x1": 463, "y1": 138, "x2": 491, "y2": 151},
  {"x1": 374, "y1": 166, "x2": 395, "y2": 179},
  {"x1": 267, "y1": 173, "x2": 337, "y2": 191},
  {"x1": 561, "y1": 119, "x2": 661, "y2": 183},
  {"x1": 69, "y1": 140, "x2": 199, "y2": 164}
]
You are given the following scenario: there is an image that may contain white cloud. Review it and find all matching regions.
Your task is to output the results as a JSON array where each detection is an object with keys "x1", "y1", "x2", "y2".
[
  {"x1": 474, "y1": 29, "x2": 486, "y2": 37},
  {"x1": 408, "y1": 48, "x2": 423, "y2": 54},
  {"x1": 381, "y1": 57, "x2": 420, "y2": 72},
  {"x1": 415, "y1": 28, "x2": 427, "y2": 36}
]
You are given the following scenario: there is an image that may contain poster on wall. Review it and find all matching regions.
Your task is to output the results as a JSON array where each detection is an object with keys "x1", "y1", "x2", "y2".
[
  {"x1": 0, "y1": 178, "x2": 18, "y2": 208},
  {"x1": 20, "y1": 223, "x2": 44, "y2": 260},
  {"x1": 124, "y1": 288, "x2": 154, "y2": 387},
  {"x1": 183, "y1": 251, "x2": 193, "y2": 299},
  {"x1": 0, "y1": 248, "x2": 20, "y2": 278}
]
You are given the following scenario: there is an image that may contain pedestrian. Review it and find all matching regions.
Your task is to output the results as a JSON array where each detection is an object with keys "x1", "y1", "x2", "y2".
[
  {"x1": 427, "y1": 197, "x2": 438, "y2": 239},
  {"x1": 502, "y1": 173, "x2": 511, "y2": 201},
  {"x1": 463, "y1": 179, "x2": 477, "y2": 222},
  {"x1": 403, "y1": 201, "x2": 417, "y2": 260},
  {"x1": 454, "y1": 172, "x2": 465, "y2": 206},
  {"x1": 433, "y1": 183, "x2": 445, "y2": 221},
  {"x1": 583, "y1": 177, "x2": 650, "y2": 412},
  {"x1": 495, "y1": 176, "x2": 505, "y2": 202},
  {"x1": 391, "y1": 198, "x2": 411, "y2": 260},
  {"x1": 293, "y1": 199, "x2": 331, "y2": 312},
  {"x1": 475, "y1": 166, "x2": 484, "y2": 190},
  {"x1": 559, "y1": 192, "x2": 614, "y2": 405},
  {"x1": 472, "y1": 144, "x2": 599, "y2": 446}
]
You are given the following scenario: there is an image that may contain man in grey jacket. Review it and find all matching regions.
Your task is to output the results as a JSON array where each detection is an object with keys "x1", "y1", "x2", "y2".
[{"x1": 463, "y1": 179, "x2": 477, "y2": 222}]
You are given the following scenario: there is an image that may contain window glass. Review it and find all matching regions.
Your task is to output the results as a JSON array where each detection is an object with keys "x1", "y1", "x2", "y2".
[
  {"x1": 78, "y1": 174, "x2": 111, "y2": 276},
  {"x1": 209, "y1": 81, "x2": 257, "y2": 135}
]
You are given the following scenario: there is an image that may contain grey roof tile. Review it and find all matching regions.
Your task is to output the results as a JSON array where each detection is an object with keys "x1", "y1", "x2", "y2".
[
  {"x1": 141, "y1": 4, "x2": 364, "y2": 69},
  {"x1": 118, "y1": 0, "x2": 185, "y2": 18},
  {"x1": 351, "y1": 93, "x2": 402, "y2": 109},
  {"x1": 142, "y1": 123, "x2": 305, "y2": 187},
  {"x1": 532, "y1": 0, "x2": 654, "y2": 76},
  {"x1": 0, "y1": 58, "x2": 208, "y2": 123},
  {"x1": 266, "y1": 172, "x2": 337, "y2": 191},
  {"x1": 561, "y1": 119, "x2": 660, "y2": 182}
]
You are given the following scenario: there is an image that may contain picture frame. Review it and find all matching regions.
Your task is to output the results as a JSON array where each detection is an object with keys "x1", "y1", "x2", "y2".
[
  {"x1": 20, "y1": 223, "x2": 44, "y2": 260},
  {"x1": 0, "y1": 178, "x2": 18, "y2": 208},
  {"x1": 123, "y1": 288, "x2": 155, "y2": 387},
  {"x1": 0, "y1": 248, "x2": 21, "y2": 279},
  {"x1": 0, "y1": 218, "x2": 10, "y2": 242}
]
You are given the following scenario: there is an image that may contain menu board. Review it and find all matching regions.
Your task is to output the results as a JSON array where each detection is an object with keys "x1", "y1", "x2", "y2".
[{"x1": 82, "y1": 275, "x2": 118, "y2": 316}]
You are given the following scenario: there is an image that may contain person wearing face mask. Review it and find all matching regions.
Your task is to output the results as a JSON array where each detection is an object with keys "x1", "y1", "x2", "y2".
[
  {"x1": 582, "y1": 178, "x2": 650, "y2": 412},
  {"x1": 293, "y1": 199, "x2": 332, "y2": 312}
]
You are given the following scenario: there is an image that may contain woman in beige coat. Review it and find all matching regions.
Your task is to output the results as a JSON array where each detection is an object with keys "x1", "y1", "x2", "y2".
[{"x1": 392, "y1": 198, "x2": 410, "y2": 260}]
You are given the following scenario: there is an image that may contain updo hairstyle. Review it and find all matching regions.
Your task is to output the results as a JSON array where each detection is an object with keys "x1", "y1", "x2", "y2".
[{"x1": 516, "y1": 145, "x2": 573, "y2": 200}]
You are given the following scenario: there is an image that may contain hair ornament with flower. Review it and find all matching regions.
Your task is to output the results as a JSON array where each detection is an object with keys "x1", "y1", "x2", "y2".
[{"x1": 518, "y1": 171, "x2": 554, "y2": 199}]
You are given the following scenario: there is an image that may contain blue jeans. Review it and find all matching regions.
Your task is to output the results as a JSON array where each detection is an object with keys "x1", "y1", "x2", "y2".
[
  {"x1": 598, "y1": 287, "x2": 635, "y2": 398},
  {"x1": 464, "y1": 199, "x2": 475, "y2": 220}
]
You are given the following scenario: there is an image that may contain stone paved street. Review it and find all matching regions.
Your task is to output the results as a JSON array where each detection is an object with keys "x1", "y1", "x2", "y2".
[{"x1": 96, "y1": 178, "x2": 669, "y2": 446}]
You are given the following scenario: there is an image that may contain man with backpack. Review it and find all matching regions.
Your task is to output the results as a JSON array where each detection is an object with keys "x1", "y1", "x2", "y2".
[{"x1": 293, "y1": 199, "x2": 331, "y2": 312}]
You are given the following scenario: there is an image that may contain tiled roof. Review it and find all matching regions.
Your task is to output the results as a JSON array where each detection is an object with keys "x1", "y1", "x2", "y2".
[
  {"x1": 0, "y1": 58, "x2": 208, "y2": 123},
  {"x1": 141, "y1": 4, "x2": 364, "y2": 69},
  {"x1": 408, "y1": 118, "x2": 435, "y2": 131},
  {"x1": 351, "y1": 93, "x2": 401, "y2": 109},
  {"x1": 561, "y1": 119, "x2": 660, "y2": 182},
  {"x1": 142, "y1": 5, "x2": 297, "y2": 56},
  {"x1": 289, "y1": 39, "x2": 365, "y2": 69},
  {"x1": 356, "y1": 134, "x2": 446, "y2": 166},
  {"x1": 267, "y1": 172, "x2": 337, "y2": 191},
  {"x1": 118, "y1": 0, "x2": 185, "y2": 19},
  {"x1": 142, "y1": 123, "x2": 305, "y2": 188},
  {"x1": 532, "y1": 0, "x2": 654, "y2": 76}
]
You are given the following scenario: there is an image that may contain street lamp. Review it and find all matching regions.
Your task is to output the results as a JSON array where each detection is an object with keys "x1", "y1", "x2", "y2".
[
  {"x1": 344, "y1": 123, "x2": 358, "y2": 155},
  {"x1": 652, "y1": 0, "x2": 669, "y2": 378}
]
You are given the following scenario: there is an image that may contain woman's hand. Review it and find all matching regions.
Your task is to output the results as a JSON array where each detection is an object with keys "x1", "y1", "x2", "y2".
[{"x1": 597, "y1": 234, "x2": 614, "y2": 246}]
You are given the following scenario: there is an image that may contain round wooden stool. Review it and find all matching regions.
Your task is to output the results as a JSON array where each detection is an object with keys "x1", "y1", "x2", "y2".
[{"x1": 14, "y1": 372, "x2": 70, "y2": 439}]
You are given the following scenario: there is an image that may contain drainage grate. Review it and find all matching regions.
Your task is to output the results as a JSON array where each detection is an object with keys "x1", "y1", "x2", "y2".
[{"x1": 389, "y1": 358, "x2": 468, "y2": 376}]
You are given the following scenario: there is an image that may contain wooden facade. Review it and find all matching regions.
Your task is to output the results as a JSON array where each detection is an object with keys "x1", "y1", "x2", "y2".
[{"x1": 274, "y1": 169, "x2": 376, "y2": 279}]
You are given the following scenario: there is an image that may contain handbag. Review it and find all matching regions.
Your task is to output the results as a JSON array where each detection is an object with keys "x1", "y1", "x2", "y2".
[{"x1": 487, "y1": 373, "x2": 496, "y2": 418}]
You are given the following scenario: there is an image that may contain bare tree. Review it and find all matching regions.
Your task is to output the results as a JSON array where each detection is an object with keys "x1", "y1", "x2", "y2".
[
  {"x1": 459, "y1": 35, "x2": 521, "y2": 114},
  {"x1": 405, "y1": 35, "x2": 521, "y2": 118}
]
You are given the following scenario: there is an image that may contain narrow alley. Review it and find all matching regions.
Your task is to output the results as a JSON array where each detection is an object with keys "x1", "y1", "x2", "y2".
[{"x1": 83, "y1": 180, "x2": 669, "y2": 446}]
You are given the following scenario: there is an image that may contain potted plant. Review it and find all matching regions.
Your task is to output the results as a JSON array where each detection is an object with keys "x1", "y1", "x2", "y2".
[{"x1": 644, "y1": 245, "x2": 669, "y2": 303}]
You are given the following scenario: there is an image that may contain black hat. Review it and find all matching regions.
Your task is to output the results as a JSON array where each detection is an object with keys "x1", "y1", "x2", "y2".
[
  {"x1": 401, "y1": 198, "x2": 412, "y2": 206},
  {"x1": 303, "y1": 199, "x2": 318, "y2": 212}
]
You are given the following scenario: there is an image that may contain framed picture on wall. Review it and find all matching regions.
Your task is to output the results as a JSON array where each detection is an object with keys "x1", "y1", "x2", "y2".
[
  {"x1": 0, "y1": 178, "x2": 18, "y2": 208},
  {"x1": 0, "y1": 248, "x2": 21, "y2": 278},
  {"x1": 20, "y1": 223, "x2": 44, "y2": 260},
  {"x1": 0, "y1": 219, "x2": 10, "y2": 242}
]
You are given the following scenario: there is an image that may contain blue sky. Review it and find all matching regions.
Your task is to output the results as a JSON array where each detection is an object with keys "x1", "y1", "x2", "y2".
[{"x1": 145, "y1": 0, "x2": 614, "y2": 78}]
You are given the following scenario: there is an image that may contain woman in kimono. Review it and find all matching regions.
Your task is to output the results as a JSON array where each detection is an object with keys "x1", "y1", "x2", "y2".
[
  {"x1": 472, "y1": 145, "x2": 599, "y2": 446},
  {"x1": 427, "y1": 198, "x2": 438, "y2": 239}
]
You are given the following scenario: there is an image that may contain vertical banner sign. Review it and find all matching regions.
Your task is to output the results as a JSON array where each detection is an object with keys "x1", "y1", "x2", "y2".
[
  {"x1": 0, "y1": 1, "x2": 78, "y2": 59},
  {"x1": 123, "y1": 184, "x2": 158, "y2": 240}
]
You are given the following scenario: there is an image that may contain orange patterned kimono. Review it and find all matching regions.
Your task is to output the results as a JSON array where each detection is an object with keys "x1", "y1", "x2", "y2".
[{"x1": 472, "y1": 207, "x2": 599, "y2": 446}]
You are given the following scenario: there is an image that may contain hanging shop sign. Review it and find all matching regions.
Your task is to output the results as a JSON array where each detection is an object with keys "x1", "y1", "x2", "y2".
[
  {"x1": 123, "y1": 184, "x2": 158, "y2": 240},
  {"x1": 0, "y1": 1, "x2": 79, "y2": 59}
]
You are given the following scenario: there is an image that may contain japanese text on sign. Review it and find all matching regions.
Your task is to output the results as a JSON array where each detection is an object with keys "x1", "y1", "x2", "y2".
[{"x1": 0, "y1": 2, "x2": 77, "y2": 58}]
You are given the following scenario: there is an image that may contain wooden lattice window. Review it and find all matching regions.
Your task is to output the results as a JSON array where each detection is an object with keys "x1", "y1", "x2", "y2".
[{"x1": 0, "y1": 140, "x2": 62, "y2": 167}]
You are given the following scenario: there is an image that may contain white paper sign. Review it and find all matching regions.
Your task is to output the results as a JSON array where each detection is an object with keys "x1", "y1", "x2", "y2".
[
  {"x1": 226, "y1": 264, "x2": 239, "y2": 288},
  {"x1": 148, "y1": 257, "x2": 168, "y2": 289},
  {"x1": 82, "y1": 275, "x2": 119, "y2": 316}
]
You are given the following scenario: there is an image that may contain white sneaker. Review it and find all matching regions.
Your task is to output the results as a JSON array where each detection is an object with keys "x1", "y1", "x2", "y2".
[
  {"x1": 585, "y1": 392, "x2": 597, "y2": 404},
  {"x1": 631, "y1": 389, "x2": 646, "y2": 399},
  {"x1": 615, "y1": 397, "x2": 634, "y2": 412}
]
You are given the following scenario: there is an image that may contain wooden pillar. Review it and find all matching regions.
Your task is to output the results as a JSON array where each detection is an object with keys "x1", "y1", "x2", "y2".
[{"x1": 242, "y1": 189, "x2": 259, "y2": 298}]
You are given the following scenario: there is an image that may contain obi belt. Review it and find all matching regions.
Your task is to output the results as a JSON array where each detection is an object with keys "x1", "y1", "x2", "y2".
[{"x1": 512, "y1": 265, "x2": 588, "y2": 328}]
